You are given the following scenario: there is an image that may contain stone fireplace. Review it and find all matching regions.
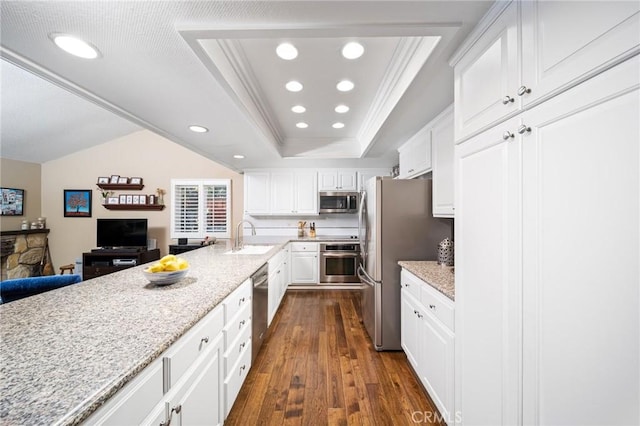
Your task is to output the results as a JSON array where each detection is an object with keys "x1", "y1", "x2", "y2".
[{"x1": 1, "y1": 229, "x2": 50, "y2": 281}]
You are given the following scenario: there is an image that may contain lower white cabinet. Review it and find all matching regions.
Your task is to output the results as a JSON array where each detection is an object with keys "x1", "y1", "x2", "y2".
[
  {"x1": 268, "y1": 246, "x2": 289, "y2": 325},
  {"x1": 400, "y1": 269, "x2": 455, "y2": 423},
  {"x1": 289, "y1": 242, "x2": 318, "y2": 285}
]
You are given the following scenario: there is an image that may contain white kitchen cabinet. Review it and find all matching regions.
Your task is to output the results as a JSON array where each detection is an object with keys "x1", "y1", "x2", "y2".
[
  {"x1": 430, "y1": 105, "x2": 455, "y2": 218},
  {"x1": 244, "y1": 171, "x2": 270, "y2": 215},
  {"x1": 290, "y1": 242, "x2": 318, "y2": 285},
  {"x1": 270, "y1": 170, "x2": 318, "y2": 215},
  {"x1": 451, "y1": 0, "x2": 639, "y2": 143},
  {"x1": 401, "y1": 269, "x2": 455, "y2": 423},
  {"x1": 455, "y1": 57, "x2": 639, "y2": 425},
  {"x1": 318, "y1": 169, "x2": 358, "y2": 191},
  {"x1": 398, "y1": 125, "x2": 432, "y2": 179},
  {"x1": 268, "y1": 247, "x2": 288, "y2": 324},
  {"x1": 357, "y1": 168, "x2": 391, "y2": 191}
]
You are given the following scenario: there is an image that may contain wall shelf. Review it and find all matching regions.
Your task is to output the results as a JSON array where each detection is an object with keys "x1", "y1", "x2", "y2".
[
  {"x1": 102, "y1": 204, "x2": 164, "y2": 211},
  {"x1": 97, "y1": 183, "x2": 144, "y2": 191}
]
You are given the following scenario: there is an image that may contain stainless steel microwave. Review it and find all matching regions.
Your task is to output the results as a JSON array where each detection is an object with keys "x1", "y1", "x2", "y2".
[{"x1": 319, "y1": 191, "x2": 359, "y2": 214}]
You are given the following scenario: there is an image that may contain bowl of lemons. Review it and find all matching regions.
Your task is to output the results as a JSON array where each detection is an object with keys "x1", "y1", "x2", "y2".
[{"x1": 143, "y1": 254, "x2": 190, "y2": 285}]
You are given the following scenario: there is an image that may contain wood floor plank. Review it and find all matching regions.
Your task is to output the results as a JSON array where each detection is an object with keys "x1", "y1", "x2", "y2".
[{"x1": 225, "y1": 290, "x2": 442, "y2": 425}]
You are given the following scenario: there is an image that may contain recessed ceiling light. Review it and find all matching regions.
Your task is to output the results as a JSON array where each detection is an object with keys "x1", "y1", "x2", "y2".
[
  {"x1": 50, "y1": 33, "x2": 100, "y2": 59},
  {"x1": 291, "y1": 105, "x2": 306, "y2": 113},
  {"x1": 332, "y1": 122, "x2": 345, "y2": 129},
  {"x1": 286, "y1": 80, "x2": 303, "y2": 92},
  {"x1": 276, "y1": 43, "x2": 298, "y2": 60},
  {"x1": 336, "y1": 80, "x2": 354, "y2": 92},
  {"x1": 342, "y1": 42, "x2": 364, "y2": 59},
  {"x1": 296, "y1": 122, "x2": 309, "y2": 129},
  {"x1": 233, "y1": 154, "x2": 245, "y2": 159},
  {"x1": 189, "y1": 125, "x2": 209, "y2": 133},
  {"x1": 335, "y1": 104, "x2": 350, "y2": 113}
]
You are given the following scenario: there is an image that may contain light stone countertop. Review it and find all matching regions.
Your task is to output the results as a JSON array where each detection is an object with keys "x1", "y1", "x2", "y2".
[
  {"x1": 398, "y1": 260, "x2": 455, "y2": 300},
  {"x1": 0, "y1": 239, "x2": 287, "y2": 426}
]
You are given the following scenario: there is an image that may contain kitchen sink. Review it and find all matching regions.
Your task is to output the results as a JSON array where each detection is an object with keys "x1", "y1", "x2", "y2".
[{"x1": 224, "y1": 245, "x2": 274, "y2": 255}]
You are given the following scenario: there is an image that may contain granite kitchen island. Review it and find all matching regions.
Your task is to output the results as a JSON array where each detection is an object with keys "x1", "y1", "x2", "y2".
[{"x1": 0, "y1": 240, "x2": 283, "y2": 425}]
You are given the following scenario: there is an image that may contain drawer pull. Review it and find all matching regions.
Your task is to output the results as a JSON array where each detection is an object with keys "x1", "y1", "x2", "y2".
[
  {"x1": 238, "y1": 297, "x2": 246, "y2": 306},
  {"x1": 429, "y1": 304, "x2": 436, "y2": 310},
  {"x1": 239, "y1": 320, "x2": 246, "y2": 329},
  {"x1": 239, "y1": 342, "x2": 246, "y2": 352},
  {"x1": 200, "y1": 336, "x2": 209, "y2": 345},
  {"x1": 160, "y1": 404, "x2": 182, "y2": 426},
  {"x1": 240, "y1": 365, "x2": 246, "y2": 375}
]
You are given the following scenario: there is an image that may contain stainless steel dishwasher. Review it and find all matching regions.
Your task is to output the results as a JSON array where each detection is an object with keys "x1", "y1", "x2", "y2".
[{"x1": 251, "y1": 263, "x2": 269, "y2": 362}]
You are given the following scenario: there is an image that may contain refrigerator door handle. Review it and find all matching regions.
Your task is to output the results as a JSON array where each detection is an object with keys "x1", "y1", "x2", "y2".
[
  {"x1": 357, "y1": 263, "x2": 379, "y2": 287},
  {"x1": 358, "y1": 191, "x2": 368, "y2": 265}
]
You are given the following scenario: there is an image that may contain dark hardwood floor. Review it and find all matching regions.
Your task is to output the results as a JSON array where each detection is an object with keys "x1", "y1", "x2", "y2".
[{"x1": 225, "y1": 290, "x2": 443, "y2": 425}]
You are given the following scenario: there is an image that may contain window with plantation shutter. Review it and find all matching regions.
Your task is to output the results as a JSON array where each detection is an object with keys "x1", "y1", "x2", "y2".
[{"x1": 170, "y1": 179, "x2": 231, "y2": 239}]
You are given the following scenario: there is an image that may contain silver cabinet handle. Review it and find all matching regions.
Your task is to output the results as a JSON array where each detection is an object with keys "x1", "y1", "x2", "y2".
[
  {"x1": 429, "y1": 304, "x2": 436, "y2": 310},
  {"x1": 239, "y1": 342, "x2": 246, "y2": 352},
  {"x1": 517, "y1": 125, "x2": 531, "y2": 135},
  {"x1": 160, "y1": 404, "x2": 182, "y2": 426},
  {"x1": 502, "y1": 95, "x2": 514, "y2": 105},
  {"x1": 239, "y1": 319, "x2": 246, "y2": 329},
  {"x1": 200, "y1": 336, "x2": 209, "y2": 344},
  {"x1": 502, "y1": 131, "x2": 514, "y2": 140},
  {"x1": 517, "y1": 85, "x2": 531, "y2": 96},
  {"x1": 240, "y1": 365, "x2": 247, "y2": 375}
]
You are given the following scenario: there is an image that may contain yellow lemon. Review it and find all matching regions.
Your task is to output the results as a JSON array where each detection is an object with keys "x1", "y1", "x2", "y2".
[
  {"x1": 177, "y1": 258, "x2": 189, "y2": 270},
  {"x1": 163, "y1": 260, "x2": 180, "y2": 271},
  {"x1": 160, "y1": 254, "x2": 177, "y2": 265},
  {"x1": 148, "y1": 263, "x2": 164, "y2": 273}
]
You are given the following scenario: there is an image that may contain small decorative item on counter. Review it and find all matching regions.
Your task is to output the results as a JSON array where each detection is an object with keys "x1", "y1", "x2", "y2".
[
  {"x1": 309, "y1": 222, "x2": 316, "y2": 238},
  {"x1": 37, "y1": 217, "x2": 46, "y2": 229},
  {"x1": 156, "y1": 188, "x2": 166, "y2": 205},
  {"x1": 437, "y1": 237, "x2": 454, "y2": 266},
  {"x1": 21, "y1": 219, "x2": 29, "y2": 230},
  {"x1": 30, "y1": 221, "x2": 38, "y2": 229},
  {"x1": 297, "y1": 221, "x2": 306, "y2": 238}
]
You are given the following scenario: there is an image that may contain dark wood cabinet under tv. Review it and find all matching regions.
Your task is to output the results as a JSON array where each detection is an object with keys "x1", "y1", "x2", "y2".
[{"x1": 82, "y1": 249, "x2": 160, "y2": 280}]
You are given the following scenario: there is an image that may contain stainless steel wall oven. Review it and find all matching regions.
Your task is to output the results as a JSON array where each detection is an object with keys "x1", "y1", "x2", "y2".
[{"x1": 319, "y1": 243, "x2": 361, "y2": 283}]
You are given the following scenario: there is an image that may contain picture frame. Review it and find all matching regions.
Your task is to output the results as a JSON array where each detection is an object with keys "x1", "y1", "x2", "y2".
[
  {"x1": 107, "y1": 197, "x2": 119, "y2": 204},
  {"x1": 132, "y1": 195, "x2": 140, "y2": 204},
  {"x1": 63, "y1": 189, "x2": 92, "y2": 217},
  {"x1": 110, "y1": 175, "x2": 120, "y2": 184},
  {"x1": 118, "y1": 177, "x2": 129, "y2": 184},
  {"x1": 97, "y1": 177, "x2": 109, "y2": 184},
  {"x1": 139, "y1": 194, "x2": 147, "y2": 205},
  {"x1": 1, "y1": 187, "x2": 25, "y2": 216},
  {"x1": 126, "y1": 195, "x2": 133, "y2": 204},
  {"x1": 119, "y1": 195, "x2": 127, "y2": 204},
  {"x1": 130, "y1": 177, "x2": 143, "y2": 185}
]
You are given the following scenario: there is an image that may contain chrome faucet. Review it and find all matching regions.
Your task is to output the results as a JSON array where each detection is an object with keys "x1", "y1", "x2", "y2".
[{"x1": 235, "y1": 220, "x2": 256, "y2": 251}]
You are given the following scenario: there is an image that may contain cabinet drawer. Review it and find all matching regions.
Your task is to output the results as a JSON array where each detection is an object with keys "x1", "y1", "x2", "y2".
[
  {"x1": 224, "y1": 279, "x2": 252, "y2": 323},
  {"x1": 400, "y1": 269, "x2": 423, "y2": 301},
  {"x1": 224, "y1": 322, "x2": 252, "y2": 378},
  {"x1": 224, "y1": 301, "x2": 252, "y2": 348},
  {"x1": 224, "y1": 342, "x2": 252, "y2": 417},
  {"x1": 164, "y1": 304, "x2": 224, "y2": 388},
  {"x1": 421, "y1": 284, "x2": 455, "y2": 331},
  {"x1": 290, "y1": 242, "x2": 317, "y2": 252}
]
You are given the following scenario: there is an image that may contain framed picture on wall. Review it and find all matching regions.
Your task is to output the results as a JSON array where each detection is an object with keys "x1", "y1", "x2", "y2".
[
  {"x1": 107, "y1": 197, "x2": 119, "y2": 204},
  {"x1": 118, "y1": 177, "x2": 128, "y2": 184},
  {"x1": 63, "y1": 189, "x2": 92, "y2": 217},
  {"x1": 119, "y1": 195, "x2": 127, "y2": 204},
  {"x1": 97, "y1": 177, "x2": 109, "y2": 184},
  {"x1": 110, "y1": 175, "x2": 120, "y2": 184},
  {"x1": 130, "y1": 177, "x2": 143, "y2": 185},
  {"x1": 1, "y1": 187, "x2": 25, "y2": 216}
]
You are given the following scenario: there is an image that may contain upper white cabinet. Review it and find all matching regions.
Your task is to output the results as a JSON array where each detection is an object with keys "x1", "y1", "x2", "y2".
[
  {"x1": 451, "y1": 0, "x2": 640, "y2": 143},
  {"x1": 455, "y1": 56, "x2": 639, "y2": 426},
  {"x1": 318, "y1": 169, "x2": 358, "y2": 191},
  {"x1": 357, "y1": 169, "x2": 391, "y2": 191},
  {"x1": 431, "y1": 105, "x2": 455, "y2": 218},
  {"x1": 244, "y1": 172, "x2": 270, "y2": 215},
  {"x1": 398, "y1": 125, "x2": 432, "y2": 179},
  {"x1": 270, "y1": 171, "x2": 318, "y2": 215}
]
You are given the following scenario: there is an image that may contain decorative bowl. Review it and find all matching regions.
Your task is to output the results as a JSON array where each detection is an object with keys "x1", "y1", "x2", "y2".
[{"x1": 143, "y1": 267, "x2": 189, "y2": 286}]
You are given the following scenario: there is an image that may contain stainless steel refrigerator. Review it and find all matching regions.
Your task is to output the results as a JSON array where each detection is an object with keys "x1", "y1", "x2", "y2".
[{"x1": 357, "y1": 177, "x2": 452, "y2": 350}]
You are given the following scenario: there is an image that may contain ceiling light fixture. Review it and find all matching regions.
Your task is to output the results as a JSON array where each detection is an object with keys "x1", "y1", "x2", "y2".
[
  {"x1": 291, "y1": 105, "x2": 306, "y2": 113},
  {"x1": 189, "y1": 125, "x2": 209, "y2": 133},
  {"x1": 332, "y1": 122, "x2": 345, "y2": 129},
  {"x1": 335, "y1": 104, "x2": 350, "y2": 113},
  {"x1": 276, "y1": 43, "x2": 298, "y2": 60},
  {"x1": 50, "y1": 33, "x2": 100, "y2": 59},
  {"x1": 286, "y1": 80, "x2": 303, "y2": 92},
  {"x1": 336, "y1": 80, "x2": 354, "y2": 92},
  {"x1": 296, "y1": 122, "x2": 309, "y2": 129},
  {"x1": 233, "y1": 154, "x2": 245, "y2": 159},
  {"x1": 342, "y1": 42, "x2": 364, "y2": 59}
]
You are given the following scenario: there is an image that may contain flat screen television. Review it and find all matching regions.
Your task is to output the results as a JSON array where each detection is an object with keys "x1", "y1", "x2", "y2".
[
  {"x1": 96, "y1": 218, "x2": 148, "y2": 249},
  {"x1": 1, "y1": 187, "x2": 25, "y2": 216}
]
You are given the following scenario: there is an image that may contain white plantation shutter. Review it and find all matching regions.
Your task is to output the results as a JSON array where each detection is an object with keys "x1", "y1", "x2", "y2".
[{"x1": 171, "y1": 179, "x2": 231, "y2": 239}]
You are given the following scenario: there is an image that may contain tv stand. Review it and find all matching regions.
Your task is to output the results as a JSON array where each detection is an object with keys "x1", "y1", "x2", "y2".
[{"x1": 83, "y1": 249, "x2": 160, "y2": 280}]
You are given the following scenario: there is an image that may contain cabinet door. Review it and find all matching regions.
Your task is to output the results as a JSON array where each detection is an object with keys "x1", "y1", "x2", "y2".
[
  {"x1": 399, "y1": 128, "x2": 432, "y2": 178},
  {"x1": 400, "y1": 288, "x2": 421, "y2": 369},
  {"x1": 521, "y1": 0, "x2": 640, "y2": 108},
  {"x1": 336, "y1": 170, "x2": 357, "y2": 190},
  {"x1": 358, "y1": 169, "x2": 390, "y2": 191},
  {"x1": 244, "y1": 172, "x2": 270, "y2": 215},
  {"x1": 454, "y1": 1, "x2": 519, "y2": 142},
  {"x1": 520, "y1": 57, "x2": 639, "y2": 426},
  {"x1": 431, "y1": 106, "x2": 455, "y2": 217},
  {"x1": 455, "y1": 115, "x2": 522, "y2": 425},
  {"x1": 290, "y1": 252, "x2": 318, "y2": 284},
  {"x1": 318, "y1": 171, "x2": 338, "y2": 190},
  {"x1": 293, "y1": 171, "x2": 318, "y2": 214},
  {"x1": 270, "y1": 172, "x2": 294, "y2": 214}
]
